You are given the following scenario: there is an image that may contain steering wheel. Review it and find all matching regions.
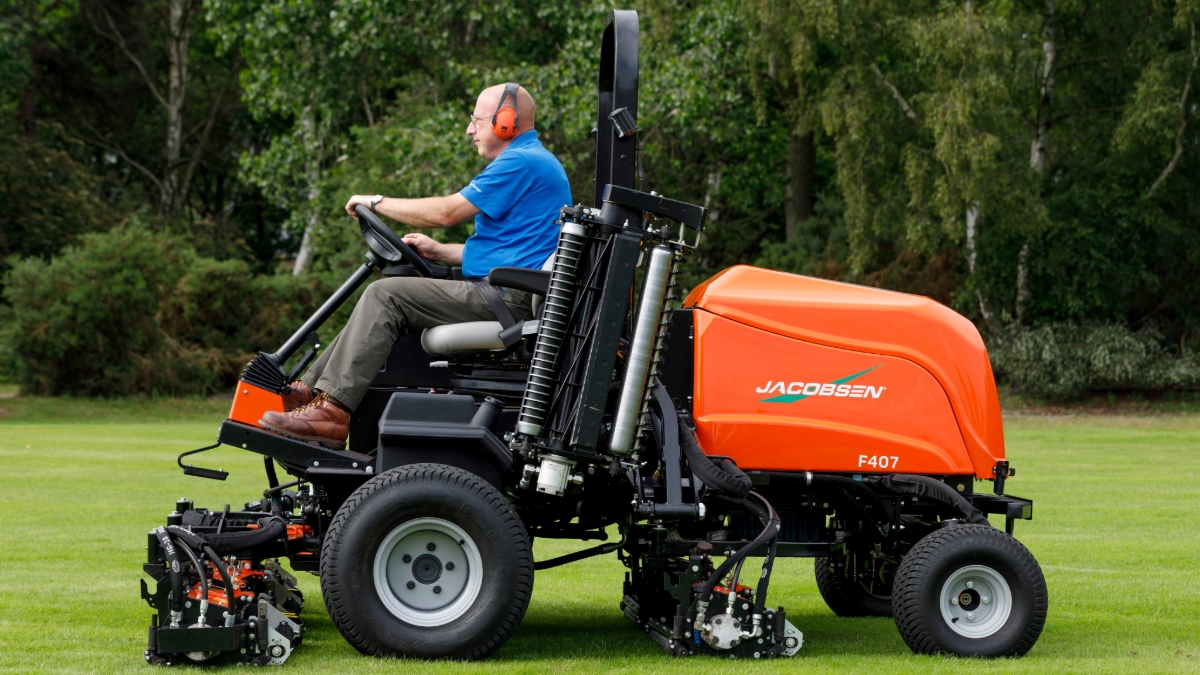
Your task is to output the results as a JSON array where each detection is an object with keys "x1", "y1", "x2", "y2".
[{"x1": 354, "y1": 204, "x2": 434, "y2": 278}]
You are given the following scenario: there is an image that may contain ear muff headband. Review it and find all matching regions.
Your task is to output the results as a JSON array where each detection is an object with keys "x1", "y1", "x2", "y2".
[{"x1": 492, "y1": 83, "x2": 520, "y2": 140}]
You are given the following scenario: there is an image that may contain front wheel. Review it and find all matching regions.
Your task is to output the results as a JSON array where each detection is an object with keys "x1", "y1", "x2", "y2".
[
  {"x1": 320, "y1": 464, "x2": 533, "y2": 660},
  {"x1": 892, "y1": 524, "x2": 1047, "y2": 657}
]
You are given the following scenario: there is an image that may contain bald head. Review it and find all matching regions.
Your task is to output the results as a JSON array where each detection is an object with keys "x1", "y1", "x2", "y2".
[
  {"x1": 467, "y1": 84, "x2": 537, "y2": 159},
  {"x1": 477, "y1": 84, "x2": 536, "y2": 133}
]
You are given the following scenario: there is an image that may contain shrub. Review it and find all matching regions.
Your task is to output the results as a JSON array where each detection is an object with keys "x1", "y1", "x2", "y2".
[
  {"x1": 989, "y1": 322, "x2": 1200, "y2": 399},
  {"x1": 2, "y1": 223, "x2": 340, "y2": 396}
]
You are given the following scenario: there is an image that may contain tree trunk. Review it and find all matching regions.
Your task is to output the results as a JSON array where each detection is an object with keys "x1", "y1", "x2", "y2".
[
  {"x1": 1146, "y1": 21, "x2": 1198, "y2": 198},
  {"x1": 785, "y1": 131, "x2": 816, "y2": 242},
  {"x1": 160, "y1": 0, "x2": 193, "y2": 220},
  {"x1": 703, "y1": 168, "x2": 722, "y2": 225},
  {"x1": 1015, "y1": 241, "x2": 1032, "y2": 322},
  {"x1": 1018, "y1": 0, "x2": 1056, "y2": 322},
  {"x1": 1029, "y1": 0, "x2": 1056, "y2": 174},
  {"x1": 18, "y1": 82, "x2": 36, "y2": 137},
  {"x1": 966, "y1": 203, "x2": 1000, "y2": 332},
  {"x1": 293, "y1": 105, "x2": 322, "y2": 277}
]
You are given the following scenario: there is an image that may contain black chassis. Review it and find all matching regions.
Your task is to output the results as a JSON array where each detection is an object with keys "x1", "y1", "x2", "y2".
[{"x1": 156, "y1": 9, "x2": 1034, "y2": 661}]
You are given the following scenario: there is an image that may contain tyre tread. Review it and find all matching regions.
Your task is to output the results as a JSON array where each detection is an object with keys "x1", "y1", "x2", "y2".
[
  {"x1": 892, "y1": 524, "x2": 1047, "y2": 657},
  {"x1": 319, "y1": 463, "x2": 533, "y2": 660}
]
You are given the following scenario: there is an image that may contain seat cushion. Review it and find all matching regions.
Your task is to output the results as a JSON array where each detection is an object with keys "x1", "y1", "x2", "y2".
[{"x1": 421, "y1": 321, "x2": 505, "y2": 355}]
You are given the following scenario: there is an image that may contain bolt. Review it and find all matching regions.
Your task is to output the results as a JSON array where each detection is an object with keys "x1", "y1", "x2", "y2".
[
  {"x1": 966, "y1": 612, "x2": 975, "y2": 620},
  {"x1": 402, "y1": 554, "x2": 412, "y2": 563},
  {"x1": 692, "y1": 565, "x2": 700, "y2": 572},
  {"x1": 427, "y1": 542, "x2": 437, "y2": 551},
  {"x1": 406, "y1": 581, "x2": 415, "y2": 590},
  {"x1": 754, "y1": 652, "x2": 761, "y2": 659},
  {"x1": 951, "y1": 596, "x2": 959, "y2": 605},
  {"x1": 434, "y1": 586, "x2": 442, "y2": 594},
  {"x1": 966, "y1": 581, "x2": 974, "y2": 589},
  {"x1": 685, "y1": 631, "x2": 692, "y2": 638},
  {"x1": 982, "y1": 596, "x2": 990, "y2": 604},
  {"x1": 446, "y1": 561, "x2": 455, "y2": 571},
  {"x1": 742, "y1": 603, "x2": 750, "y2": 611}
]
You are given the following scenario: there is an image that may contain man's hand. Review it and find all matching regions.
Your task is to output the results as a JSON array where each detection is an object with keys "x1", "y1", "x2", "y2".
[
  {"x1": 400, "y1": 233, "x2": 464, "y2": 266},
  {"x1": 401, "y1": 233, "x2": 443, "y2": 261},
  {"x1": 344, "y1": 195, "x2": 376, "y2": 217}
]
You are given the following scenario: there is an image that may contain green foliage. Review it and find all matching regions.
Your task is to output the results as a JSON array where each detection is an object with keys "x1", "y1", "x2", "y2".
[
  {"x1": 989, "y1": 322, "x2": 1200, "y2": 399},
  {"x1": 0, "y1": 126, "x2": 120, "y2": 263},
  {"x1": 1, "y1": 223, "x2": 337, "y2": 396}
]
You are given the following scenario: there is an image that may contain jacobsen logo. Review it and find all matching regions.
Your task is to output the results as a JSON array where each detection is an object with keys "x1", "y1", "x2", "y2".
[{"x1": 757, "y1": 365, "x2": 884, "y2": 403}]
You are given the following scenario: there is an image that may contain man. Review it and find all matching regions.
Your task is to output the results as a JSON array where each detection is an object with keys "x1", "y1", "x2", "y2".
[{"x1": 258, "y1": 84, "x2": 572, "y2": 449}]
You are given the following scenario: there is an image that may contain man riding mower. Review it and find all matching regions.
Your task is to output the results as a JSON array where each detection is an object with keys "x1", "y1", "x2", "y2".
[{"x1": 140, "y1": 9, "x2": 1047, "y2": 666}]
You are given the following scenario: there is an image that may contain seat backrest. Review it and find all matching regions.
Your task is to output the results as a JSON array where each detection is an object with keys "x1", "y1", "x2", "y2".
[{"x1": 530, "y1": 252, "x2": 555, "y2": 314}]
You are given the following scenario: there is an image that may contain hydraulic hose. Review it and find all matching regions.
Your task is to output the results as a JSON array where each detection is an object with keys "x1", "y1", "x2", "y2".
[
  {"x1": 153, "y1": 527, "x2": 185, "y2": 627},
  {"x1": 865, "y1": 474, "x2": 989, "y2": 525},
  {"x1": 692, "y1": 491, "x2": 780, "y2": 629},
  {"x1": 174, "y1": 539, "x2": 208, "y2": 625},
  {"x1": 166, "y1": 525, "x2": 243, "y2": 624},
  {"x1": 748, "y1": 491, "x2": 780, "y2": 619},
  {"x1": 679, "y1": 417, "x2": 751, "y2": 497},
  {"x1": 169, "y1": 517, "x2": 287, "y2": 555}
]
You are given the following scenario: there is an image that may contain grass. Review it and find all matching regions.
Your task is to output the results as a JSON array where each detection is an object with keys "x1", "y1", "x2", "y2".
[{"x1": 1, "y1": 397, "x2": 1199, "y2": 674}]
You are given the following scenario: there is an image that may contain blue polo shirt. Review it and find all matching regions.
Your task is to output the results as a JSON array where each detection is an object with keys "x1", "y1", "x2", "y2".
[{"x1": 459, "y1": 130, "x2": 572, "y2": 278}]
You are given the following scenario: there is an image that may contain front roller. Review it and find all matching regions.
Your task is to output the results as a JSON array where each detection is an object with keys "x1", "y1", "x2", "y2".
[
  {"x1": 319, "y1": 464, "x2": 534, "y2": 660},
  {"x1": 892, "y1": 524, "x2": 1048, "y2": 657}
]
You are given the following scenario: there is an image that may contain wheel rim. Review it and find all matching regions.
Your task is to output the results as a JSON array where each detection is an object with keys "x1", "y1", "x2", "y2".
[
  {"x1": 373, "y1": 517, "x2": 483, "y2": 627},
  {"x1": 938, "y1": 564, "x2": 1013, "y2": 639}
]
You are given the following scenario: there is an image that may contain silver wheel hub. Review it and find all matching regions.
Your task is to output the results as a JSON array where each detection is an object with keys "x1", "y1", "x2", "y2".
[
  {"x1": 373, "y1": 517, "x2": 483, "y2": 627},
  {"x1": 939, "y1": 564, "x2": 1012, "y2": 638}
]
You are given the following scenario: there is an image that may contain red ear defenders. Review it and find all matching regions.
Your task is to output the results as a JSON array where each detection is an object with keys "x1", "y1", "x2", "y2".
[{"x1": 492, "y1": 83, "x2": 520, "y2": 140}]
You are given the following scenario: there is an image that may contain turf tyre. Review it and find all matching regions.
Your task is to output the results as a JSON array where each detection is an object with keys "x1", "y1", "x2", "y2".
[
  {"x1": 319, "y1": 464, "x2": 533, "y2": 660},
  {"x1": 892, "y1": 524, "x2": 1046, "y2": 657},
  {"x1": 814, "y1": 555, "x2": 893, "y2": 617}
]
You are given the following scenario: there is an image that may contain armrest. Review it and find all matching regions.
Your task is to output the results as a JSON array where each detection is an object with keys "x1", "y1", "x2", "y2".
[{"x1": 487, "y1": 267, "x2": 551, "y2": 295}]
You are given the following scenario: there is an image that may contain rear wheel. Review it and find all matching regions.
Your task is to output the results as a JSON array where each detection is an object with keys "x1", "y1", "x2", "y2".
[
  {"x1": 814, "y1": 554, "x2": 894, "y2": 617},
  {"x1": 892, "y1": 524, "x2": 1047, "y2": 657},
  {"x1": 320, "y1": 464, "x2": 533, "y2": 660}
]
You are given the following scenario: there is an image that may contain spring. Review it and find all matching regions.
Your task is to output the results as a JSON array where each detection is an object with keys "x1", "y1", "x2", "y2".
[
  {"x1": 517, "y1": 221, "x2": 588, "y2": 436},
  {"x1": 632, "y1": 249, "x2": 683, "y2": 453}
]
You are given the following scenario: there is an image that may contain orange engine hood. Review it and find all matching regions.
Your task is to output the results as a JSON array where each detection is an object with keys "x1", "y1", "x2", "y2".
[{"x1": 684, "y1": 265, "x2": 1005, "y2": 479}]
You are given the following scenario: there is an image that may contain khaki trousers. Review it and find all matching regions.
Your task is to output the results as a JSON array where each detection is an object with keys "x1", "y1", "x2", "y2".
[{"x1": 301, "y1": 276, "x2": 533, "y2": 411}]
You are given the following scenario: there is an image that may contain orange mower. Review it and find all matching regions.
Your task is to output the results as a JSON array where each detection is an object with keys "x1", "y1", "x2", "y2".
[{"x1": 140, "y1": 9, "x2": 1045, "y2": 666}]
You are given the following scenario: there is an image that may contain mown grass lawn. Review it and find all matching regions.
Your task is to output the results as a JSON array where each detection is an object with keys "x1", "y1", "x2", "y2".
[{"x1": 1, "y1": 398, "x2": 1198, "y2": 674}]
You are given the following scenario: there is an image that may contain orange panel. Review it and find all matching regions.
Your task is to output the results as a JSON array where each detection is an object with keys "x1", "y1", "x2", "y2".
[
  {"x1": 692, "y1": 311, "x2": 974, "y2": 475},
  {"x1": 228, "y1": 381, "x2": 283, "y2": 427},
  {"x1": 686, "y1": 266, "x2": 1005, "y2": 478}
]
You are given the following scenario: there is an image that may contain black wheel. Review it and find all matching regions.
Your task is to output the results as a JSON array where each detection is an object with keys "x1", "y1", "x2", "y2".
[
  {"x1": 814, "y1": 553, "x2": 894, "y2": 617},
  {"x1": 320, "y1": 464, "x2": 533, "y2": 660},
  {"x1": 892, "y1": 524, "x2": 1047, "y2": 657}
]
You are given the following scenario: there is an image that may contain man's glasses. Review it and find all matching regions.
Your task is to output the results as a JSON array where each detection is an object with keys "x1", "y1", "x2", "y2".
[{"x1": 467, "y1": 113, "x2": 489, "y2": 130}]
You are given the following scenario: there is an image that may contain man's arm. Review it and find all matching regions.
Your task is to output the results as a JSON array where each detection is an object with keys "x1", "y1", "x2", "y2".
[{"x1": 344, "y1": 193, "x2": 479, "y2": 228}]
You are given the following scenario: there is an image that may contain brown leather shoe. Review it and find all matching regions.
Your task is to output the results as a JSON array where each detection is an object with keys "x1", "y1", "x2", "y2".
[
  {"x1": 259, "y1": 393, "x2": 349, "y2": 450},
  {"x1": 282, "y1": 380, "x2": 316, "y2": 411}
]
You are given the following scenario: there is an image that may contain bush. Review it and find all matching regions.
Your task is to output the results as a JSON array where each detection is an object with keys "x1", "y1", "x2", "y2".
[
  {"x1": 2, "y1": 223, "x2": 340, "y2": 396},
  {"x1": 989, "y1": 322, "x2": 1200, "y2": 399}
]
